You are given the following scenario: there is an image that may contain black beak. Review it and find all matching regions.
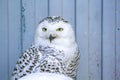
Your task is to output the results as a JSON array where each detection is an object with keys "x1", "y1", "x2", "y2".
[{"x1": 49, "y1": 34, "x2": 56, "y2": 43}]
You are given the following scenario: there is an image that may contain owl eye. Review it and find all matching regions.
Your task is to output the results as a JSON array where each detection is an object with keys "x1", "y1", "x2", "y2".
[
  {"x1": 42, "y1": 27, "x2": 47, "y2": 32},
  {"x1": 56, "y1": 28, "x2": 64, "y2": 31}
]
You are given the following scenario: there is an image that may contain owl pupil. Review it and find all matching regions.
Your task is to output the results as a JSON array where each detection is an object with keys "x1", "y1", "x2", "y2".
[{"x1": 42, "y1": 27, "x2": 47, "y2": 32}]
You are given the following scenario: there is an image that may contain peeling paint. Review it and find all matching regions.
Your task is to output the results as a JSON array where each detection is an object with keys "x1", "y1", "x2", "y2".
[{"x1": 21, "y1": 0, "x2": 26, "y2": 33}]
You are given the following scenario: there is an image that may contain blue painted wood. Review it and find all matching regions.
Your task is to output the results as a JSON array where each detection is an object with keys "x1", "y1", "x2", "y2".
[
  {"x1": 35, "y1": 0, "x2": 49, "y2": 26},
  {"x1": 49, "y1": 0, "x2": 62, "y2": 16},
  {"x1": 22, "y1": 0, "x2": 36, "y2": 51},
  {"x1": 0, "y1": 0, "x2": 9, "y2": 80},
  {"x1": 22, "y1": 0, "x2": 49, "y2": 51},
  {"x1": 8, "y1": 0, "x2": 21, "y2": 78},
  {"x1": 116, "y1": 0, "x2": 120, "y2": 79},
  {"x1": 103, "y1": 0, "x2": 116, "y2": 80},
  {"x1": 76, "y1": 0, "x2": 89, "y2": 80},
  {"x1": 62, "y1": 0, "x2": 75, "y2": 29},
  {"x1": 88, "y1": 0, "x2": 102, "y2": 80}
]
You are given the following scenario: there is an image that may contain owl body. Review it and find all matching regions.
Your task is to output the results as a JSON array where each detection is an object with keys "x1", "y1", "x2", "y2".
[
  {"x1": 18, "y1": 73, "x2": 73, "y2": 80},
  {"x1": 12, "y1": 16, "x2": 80, "y2": 80}
]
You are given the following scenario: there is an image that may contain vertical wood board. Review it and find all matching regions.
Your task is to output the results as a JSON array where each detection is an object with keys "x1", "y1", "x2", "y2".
[
  {"x1": 116, "y1": 0, "x2": 120, "y2": 79},
  {"x1": 49, "y1": 0, "x2": 62, "y2": 16},
  {"x1": 22, "y1": 0, "x2": 36, "y2": 51},
  {"x1": 103, "y1": 0, "x2": 116, "y2": 80},
  {"x1": 8, "y1": 0, "x2": 21, "y2": 78},
  {"x1": 88, "y1": 0, "x2": 102, "y2": 80},
  {"x1": 35, "y1": 0, "x2": 49, "y2": 26},
  {"x1": 0, "y1": 0, "x2": 9, "y2": 80},
  {"x1": 62, "y1": 0, "x2": 75, "y2": 29},
  {"x1": 76, "y1": 0, "x2": 89, "y2": 80}
]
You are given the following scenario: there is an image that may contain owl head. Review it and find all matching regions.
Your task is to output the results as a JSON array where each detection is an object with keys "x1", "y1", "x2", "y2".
[{"x1": 34, "y1": 16, "x2": 76, "y2": 48}]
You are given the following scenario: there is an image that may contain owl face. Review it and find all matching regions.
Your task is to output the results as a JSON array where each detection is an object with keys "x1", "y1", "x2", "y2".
[{"x1": 34, "y1": 16, "x2": 75, "y2": 47}]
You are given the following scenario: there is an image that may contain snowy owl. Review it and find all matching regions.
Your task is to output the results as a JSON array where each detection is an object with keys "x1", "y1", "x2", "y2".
[{"x1": 12, "y1": 16, "x2": 80, "y2": 80}]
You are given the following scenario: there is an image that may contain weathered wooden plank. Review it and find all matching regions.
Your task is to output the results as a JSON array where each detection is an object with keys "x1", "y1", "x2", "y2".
[
  {"x1": 103, "y1": 0, "x2": 116, "y2": 80},
  {"x1": 8, "y1": 0, "x2": 21, "y2": 79},
  {"x1": 49, "y1": 0, "x2": 62, "y2": 16},
  {"x1": 0, "y1": 0, "x2": 9, "y2": 80},
  {"x1": 76, "y1": 0, "x2": 89, "y2": 80},
  {"x1": 116, "y1": 0, "x2": 120, "y2": 79},
  {"x1": 35, "y1": 0, "x2": 49, "y2": 26},
  {"x1": 62, "y1": 0, "x2": 75, "y2": 28},
  {"x1": 88, "y1": 0, "x2": 102, "y2": 80},
  {"x1": 22, "y1": 0, "x2": 36, "y2": 51}
]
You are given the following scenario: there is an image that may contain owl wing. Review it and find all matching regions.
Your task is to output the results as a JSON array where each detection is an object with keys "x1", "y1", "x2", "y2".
[
  {"x1": 65, "y1": 49, "x2": 80, "y2": 79},
  {"x1": 12, "y1": 46, "x2": 40, "y2": 80}
]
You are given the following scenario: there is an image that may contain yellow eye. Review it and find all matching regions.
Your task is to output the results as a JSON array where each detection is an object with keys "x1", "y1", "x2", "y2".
[
  {"x1": 56, "y1": 28, "x2": 64, "y2": 31},
  {"x1": 42, "y1": 27, "x2": 47, "y2": 32}
]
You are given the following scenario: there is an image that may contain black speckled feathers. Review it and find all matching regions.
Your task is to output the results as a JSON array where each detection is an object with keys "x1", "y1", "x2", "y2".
[
  {"x1": 39, "y1": 16, "x2": 68, "y2": 24},
  {"x1": 12, "y1": 45, "x2": 65, "y2": 80}
]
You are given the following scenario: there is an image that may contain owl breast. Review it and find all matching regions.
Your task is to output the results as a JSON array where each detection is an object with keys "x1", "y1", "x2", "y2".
[
  {"x1": 31, "y1": 45, "x2": 66, "y2": 74},
  {"x1": 34, "y1": 54, "x2": 64, "y2": 73}
]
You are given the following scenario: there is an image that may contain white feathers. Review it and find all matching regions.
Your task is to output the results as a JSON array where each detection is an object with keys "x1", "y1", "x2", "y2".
[
  {"x1": 34, "y1": 17, "x2": 75, "y2": 48},
  {"x1": 34, "y1": 16, "x2": 78, "y2": 62},
  {"x1": 18, "y1": 73, "x2": 73, "y2": 80}
]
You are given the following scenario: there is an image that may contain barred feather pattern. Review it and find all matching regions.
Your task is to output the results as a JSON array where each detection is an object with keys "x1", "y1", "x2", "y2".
[
  {"x1": 12, "y1": 45, "x2": 80, "y2": 80},
  {"x1": 64, "y1": 50, "x2": 80, "y2": 79}
]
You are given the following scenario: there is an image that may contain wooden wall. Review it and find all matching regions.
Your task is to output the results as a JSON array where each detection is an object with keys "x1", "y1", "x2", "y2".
[{"x1": 0, "y1": 0, "x2": 120, "y2": 80}]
